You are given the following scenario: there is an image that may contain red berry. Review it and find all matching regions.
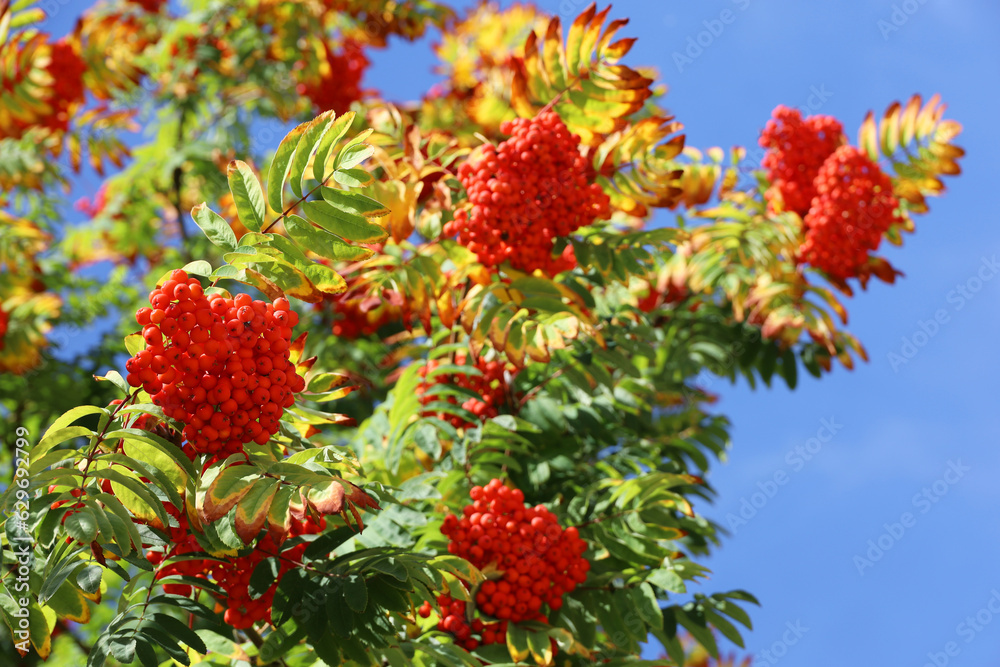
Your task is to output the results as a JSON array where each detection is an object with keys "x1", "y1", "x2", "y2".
[
  {"x1": 799, "y1": 145, "x2": 900, "y2": 280},
  {"x1": 444, "y1": 112, "x2": 609, "y2": 275},
  {"x1": 759, "y1": 105, "x2": 844, "y2": 216}
]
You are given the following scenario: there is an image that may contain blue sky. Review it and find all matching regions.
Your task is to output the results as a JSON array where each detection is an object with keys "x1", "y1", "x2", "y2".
[{"x1": 39, "y1": 1, "x2": 1000, "y2": 665}]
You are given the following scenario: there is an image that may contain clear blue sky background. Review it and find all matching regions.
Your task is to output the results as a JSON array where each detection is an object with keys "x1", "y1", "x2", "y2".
[{"x1": 38, "y1": 1, "x2": 999, "y2": 665}]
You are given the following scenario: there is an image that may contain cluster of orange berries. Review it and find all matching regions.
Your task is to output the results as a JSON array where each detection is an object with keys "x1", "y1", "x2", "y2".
[
  {"x1": 424, "y1": 479, "x2": 589, "y2": 650},
  {"x1": 298, "y1": 39, "x2": 368, "y2": 115},
  {"x1": 124, "y1": 270, "x2": 305, "y2": 458},
  {"x1": 146, "y1": 502, "x2": 325, "y2": 629},
  {"x1": 800, "y1": 145, "x2": 901, "y2": 280},
  {"x1": 444, "y1": 112, "x2": 610, "y2": 275},
  {"x1": 759, "y1": 106, "x2": 845, "y2": 216},
  {"x1": 1, "y1": 37, "x2": 87, "y2": 139},
  {"x1": 416, "y1": 354, "x2": 512, "y2": 428},
  {"x1": 760, "y1": 106, "x2": 901, "y2": 280}
]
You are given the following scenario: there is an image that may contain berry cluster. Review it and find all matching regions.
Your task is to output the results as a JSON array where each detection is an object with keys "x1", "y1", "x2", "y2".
[
  {"x1": 417, "y1": 354, "x2": 513, "y2": 428},
  {"x1": 125, "y1": 270, "x2": 305, "y2": 458},
  {"x1": 428, "y1": 479, "x2": 589, "y2": 649},
  {"x1": 420, "y1": 595, "x2": 511, "y2": 651},
  {"x1": 443, "y1": 112, "x2": 610, "y2": 275},
  {"x1": 1, "y1": 37, "x2": 86, "y2": 139},
  {"x1": 0, "y1": 308, "x2": 8, "y2": 351},
  {"x1": 636, "y1": 280, "x2": 689, "y2": 313},
  {"x1": 298, "y1": 39, "x2": 368, "y2": 115},
  {"x1": 759, "y1": 106, "x2": 844, "y2": 216},
  {"x1": 127, "y1": 0, "x2": 166, "y2": 11},
  {"x1": 799, "y1": 145, "x2": 901, "y2": 280},
  {"x1": 146, "y1": 502, "x2": 325, "y2": 629}
]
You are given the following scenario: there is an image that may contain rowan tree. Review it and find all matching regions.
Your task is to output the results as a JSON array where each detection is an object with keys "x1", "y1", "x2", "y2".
[{"x1": 0, "y1": 1, "x2": 963, "y2": 666}]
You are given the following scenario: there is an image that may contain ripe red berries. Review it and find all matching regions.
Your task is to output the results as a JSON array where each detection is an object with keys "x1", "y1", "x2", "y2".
[
  {"x1": 759, "y1": 106, "x2": 845, "y2": 216},
  {"x1": 432, "y1": 479, "x2": 589, "y2": 649},
  {"x1": 0, "y1": 38, "x2": 87, "y2": 140},
  {"x1": 799, "y1": 146, "x2": 901, "y2": 280},
  {"x1": 146, "y1": 505, "x2": 326, "y2": 629},
  {"x1": 444, "y1": 112, "x2": 610, "y2": 275},
  {"x1": 417, "y1": 355, "x2": 514, "y2": 428},
  {"x1": 760, "y1": 106, "x2": 902, "y2": 281},
  {"x1": 125, "y1": 270, "x2": 305, "y2": 458},
  {"x1": 298, "y1": 39, "x2": 368, "y2": 115}
]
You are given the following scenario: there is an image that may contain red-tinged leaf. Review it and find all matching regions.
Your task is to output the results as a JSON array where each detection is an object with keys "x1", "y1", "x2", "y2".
[
  {"x1": 296, "y1": 356, "x2": 318, "y2": 377},
  {"x1": 306, "y1": 372, "x2": 352, "y2": 393},
  {"x1": 581, "y1": 5, "x2": 612, "y2": 67},
  {"x1": 288, "y1": 332, "x2": 309, "y2": 364},
  {"x1": 543, "y1": 18, "x2": 567, "y2": 91},
  {"x1": 288, "y1": 487, "x2": 310, "y2": 521},
  {"x1": 596, "y1": 18, "x2": 630, "y2": 56},
  {"x1": 267, "y1": 485, "x2": 294, "y2": 542},
  {"x1": 306, "y1": 479, "x2": 346, "y2": 515},
  {"x1": 202, "y1": 464, "x2": 259, "y2": 523},
  {"x1": 565, "y1": 3, "x2": 596, "y2": 73},
  {"x1": 234, "y1": 477, "x2": 280, "y2": 545},
  {"x1": 344, "y1": 482, "x2": 381, "y2": 512},
  {"x1": 244, "y1": 268, "x2": 285, "y2": 301}
]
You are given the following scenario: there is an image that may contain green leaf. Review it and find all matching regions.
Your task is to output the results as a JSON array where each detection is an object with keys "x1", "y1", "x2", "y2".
[
  {"x1": 321, "y1": 187, "x2": 389, "y2": 218},
  {"x1": 267, "y1": 120, "x2": 310, "y2": 213},
  {"x1": 336, "y1": 143, "x2": 375, "y2": 170},
  {"x1": 124, "y1": 333, "x2": 144, "y2": 357},
  {"x1": 64, "y1": 509, "x2": 99, "y2": 544},
  {"x1": 290, "y1": 110, "x2": 336, "y2": 198},
  {"x1": 344, "y1": 574, "x2": 368, "y2": 613},
  {"x1": 333, "y1": 167, "x2": 374, "y2": 188},
  {"x1": 77, "y1": 565, "x2": 103, "y2": 594},
  {"x1": 506, "y1": 623, "x2": 531, "y2": 663},
  {"x1": 46, "y1": 581, "x2": 90, "y2": 623},
  {"x1": 148, "y1": 613, "x2": 208, "y2": 654},
  {"x1": 191, "y1": 203, "x2": 238, "y2": 252},
  {"x1": 248, "y1": 557, "x2": 280, "y2": 600},
  {"x1": 94, "y1": 369, "x2": 129, "y2": 395},
  {"x1": 227, "y1": 160, "x2": 266, "y2": 232},
  {"x1": 313, "y1": 111, "x2": 356, "y2": 182},
  {"x1": 120, "y1": 439, "x2": 188, "y2": 493},
  {"x1": 94, "y1": 468, "x2": 170, "y2": 530},
  {"x1": 526, "y1": 629, "x2": 553, "y2": 665},
  {"x1": 284, "y1": 214, "x2": 375, "y2": 262},
  {"x1": 302, "y1": 200, "x2": 388, "y2": 244}
]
